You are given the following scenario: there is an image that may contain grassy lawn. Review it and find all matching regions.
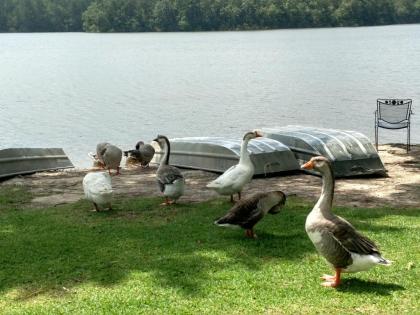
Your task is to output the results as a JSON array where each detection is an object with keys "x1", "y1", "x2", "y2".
[{"x1": 0, "y1": 186, "x2": 419, "y2": 314}]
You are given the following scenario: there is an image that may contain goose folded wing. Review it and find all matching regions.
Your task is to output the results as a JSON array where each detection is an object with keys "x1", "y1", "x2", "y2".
[
  {"x1": 223, "y1": 194, "x2": 263, "y2": 224},
  {"x1": 240, "y1": 207, "x2": 264, "y2": 229},
  {"x1": 330, "y1": 218, "x2": 380, "y2": 255},
  {"x1": 314, "y1": 230, "x2": 353, "y2": 268},
  {"x1": 211, "y1": 165, "x2": 249, "y2": 187},
  {"x1": 157, "y1": 166, "x2": 184, "y2": 185}
]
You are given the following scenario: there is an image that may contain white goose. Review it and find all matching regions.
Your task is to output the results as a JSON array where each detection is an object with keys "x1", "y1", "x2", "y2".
[
  {"x1": 302, "y1": 156, "x2": 391, "y2": 288},
  {"x1": 82, "y1": 172, "x2": 113, "y2": 211},
  {"x1": 207, "y1": 130, "x2": 262, "y2": 202}
]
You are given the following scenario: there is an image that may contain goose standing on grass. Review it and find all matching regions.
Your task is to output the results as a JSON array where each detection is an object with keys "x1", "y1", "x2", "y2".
[
  {"x1": 124, "y1": 141, "x2": 155, "y2": 167},
  {"x1": 302, "y1": 156, "x2": 391, "y2": 288},
  {"x1": 97, "y1": 143, "x2": 122, "y2": 175},
  {"x1": 207, "y1": 130, "x2": 262, "y2": 202},
  {"x1": 82, "y1": 172, "x2": 113, "y2": 211},
  {"x1": 215, "y1": 191, "x2": 286, "y2": 238},
  {"x1": 153, "y1": 135, "x2": 185, "y2": 205}
]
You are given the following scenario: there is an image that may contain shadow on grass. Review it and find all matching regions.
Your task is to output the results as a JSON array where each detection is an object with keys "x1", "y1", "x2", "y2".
[
  {"x1": 0, "y1": 194, "x2": 414, "y2": 300},
  {"x1": 337, "y1": 278, "x2": 405, "y2": 295}
]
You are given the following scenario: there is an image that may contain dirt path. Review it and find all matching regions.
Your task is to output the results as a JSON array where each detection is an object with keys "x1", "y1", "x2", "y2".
[{"x1": 2, "y1": 144, "x2": 419, "y2": 209}]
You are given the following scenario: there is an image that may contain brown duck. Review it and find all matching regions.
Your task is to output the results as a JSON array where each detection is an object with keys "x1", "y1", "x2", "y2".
[
  {"x1": 302, "y1": 156, "x2": 391, "y2": 288},
  {"x1": 214, "y1": 191, "x2": 286, "y2": 238}
]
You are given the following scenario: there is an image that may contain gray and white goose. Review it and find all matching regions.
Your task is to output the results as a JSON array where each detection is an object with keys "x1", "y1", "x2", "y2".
[
  {"x1": 97, "y1": 142, "x2": 122, "y2": 175},
  {"x1": 153, "y1": 135, "x2": 185, "y2": 205},
  {"x1": 215, "y1": 191, "x2": 286, "y2": 238},
  {"x1": 302, "y1": 156, "x2": 391, "y2": 288}
]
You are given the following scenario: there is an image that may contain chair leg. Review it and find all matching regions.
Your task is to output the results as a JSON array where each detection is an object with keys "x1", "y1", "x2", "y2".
[
  {"x1": 375, "y1": 125, "x2": 378, "y2": 151},
  {"x1": 407, "y1": 125, "x2": 410, "y2": 152}
]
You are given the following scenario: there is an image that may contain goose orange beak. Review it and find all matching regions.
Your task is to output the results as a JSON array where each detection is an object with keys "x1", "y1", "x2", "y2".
[
  {"x1": 254, "y1": 130, "x2": 263, "y2": 137},
  {"x1": 301, "y1": 160, "x2": 314, "y2": 170}
]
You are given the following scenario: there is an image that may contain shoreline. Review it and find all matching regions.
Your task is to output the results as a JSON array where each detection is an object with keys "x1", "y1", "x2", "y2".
[{"x1": 1, "y1": 144, "x2": 419, "y2": 209}]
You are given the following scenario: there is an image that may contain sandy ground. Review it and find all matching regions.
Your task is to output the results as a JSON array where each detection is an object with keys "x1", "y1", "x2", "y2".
[{"x1": 1, "y1": 144, "x2": 419, "y2": 209}]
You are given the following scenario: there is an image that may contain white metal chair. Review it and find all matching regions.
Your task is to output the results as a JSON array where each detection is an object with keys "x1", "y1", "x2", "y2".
[{"x1": 375, "y1": 99, "x2": 413, "y2": 152}]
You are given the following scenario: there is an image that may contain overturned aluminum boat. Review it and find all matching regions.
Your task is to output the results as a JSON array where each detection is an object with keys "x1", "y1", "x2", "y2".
[
  {"x1": 151, "y1": 137, "x2": 300, "y2": 175},
  {"x1": 0, "y1": 148, "x2": 74, "y2": 179},
  {"x1": 261, "y1": 126, "x2": 386, "y2": 177}
]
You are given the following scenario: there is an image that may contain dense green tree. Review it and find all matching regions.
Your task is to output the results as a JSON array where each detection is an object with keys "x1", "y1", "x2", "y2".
[
  {"x1": 82, "y1": 0, "x2": 153, "y2": 32},
  {"x1": 0, "y1": 0, "x2": 419, "y2": 32},
  {"x1": 153, "y1": 0, "x2": 178, "y2": 31}
]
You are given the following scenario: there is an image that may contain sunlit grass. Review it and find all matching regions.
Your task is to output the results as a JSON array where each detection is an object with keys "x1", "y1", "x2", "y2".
[{"x1": 0, "y1": 187, "x2": 418, "y2": 314}]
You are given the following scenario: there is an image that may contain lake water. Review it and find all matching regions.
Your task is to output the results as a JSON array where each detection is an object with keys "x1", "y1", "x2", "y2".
[{"x1": 1, "y1": 24, "x2": 419, "y2": 167}]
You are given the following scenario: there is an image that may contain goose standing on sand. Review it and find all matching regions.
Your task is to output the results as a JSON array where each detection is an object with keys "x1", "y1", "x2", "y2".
[
  {"x1": 215, "y1": 191, "x2": 286, "y2": 238},
  {"x1": 302, "y1": 156, "x2": 391, "y2": 288},
  {"x1": 82, "y1": 172, "x2": 113, "y2": 211},
  {"x1": 124, "y1": 141, "x2": 155, "y2": 167},
  {"x1": 207, "y1": 130, "x2": 262, "y2": 202},
  {"x1": 153, "y1": 135, "x2": 185, "y2": 205},
  {"x1": 95, "y1": 142, "x2": 109, "y2": 166},
  {"x1": 97, "y1": 143, "x2": 122, "y2": 175}
]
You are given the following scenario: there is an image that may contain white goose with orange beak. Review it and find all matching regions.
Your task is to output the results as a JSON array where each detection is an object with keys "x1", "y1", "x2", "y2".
[{"x1": 207, "y1": 130, "x2": 262, "y2": 202}]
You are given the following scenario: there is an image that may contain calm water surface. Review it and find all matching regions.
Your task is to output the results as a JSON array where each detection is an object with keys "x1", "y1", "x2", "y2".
[{"x1": 1, "y1": 25, "x2": 419, "y2": 167}]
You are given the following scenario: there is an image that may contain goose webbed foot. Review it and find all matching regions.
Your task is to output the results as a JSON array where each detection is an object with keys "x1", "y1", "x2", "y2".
[
  {"x1": 321, "y1": 269, "x2": 341, "y2": 288},
  {"x1": 160, "y1": 197, "x2": 173, "y2": 206},
  {"x1": 320, "y1": 274, "x2": 336, "y2": 281},
  {"x1": 245, "y1": 229, "x2": 257, "y2": 239}
]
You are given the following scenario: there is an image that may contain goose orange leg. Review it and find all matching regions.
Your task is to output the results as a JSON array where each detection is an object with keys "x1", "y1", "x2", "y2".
[
  {"x1": 321, "y1": 268, "x2": 341, "y2": 288},
  {"x1": 245, "y1": 229, "x2": 257, "y2": 239},
  {"x1": 160, "y1": 197, "x2": 173, "y2": 206},
  {"x1": 93, "y1": 202, "x2": 100, "y2": 212}
]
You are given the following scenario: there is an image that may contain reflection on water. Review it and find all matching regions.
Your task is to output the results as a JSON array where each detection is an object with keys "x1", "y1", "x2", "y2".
[{"x1": 1, "y1": 25, "x2": 419, "y2": 167}]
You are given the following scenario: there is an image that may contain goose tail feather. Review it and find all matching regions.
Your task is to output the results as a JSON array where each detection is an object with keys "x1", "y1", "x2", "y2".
[
  {"x1": 214, "y1": 219, "x2": 239, "y2": 229},
  {"x1": 377, "y1": 257, "x2": 392, "y2": 266}
]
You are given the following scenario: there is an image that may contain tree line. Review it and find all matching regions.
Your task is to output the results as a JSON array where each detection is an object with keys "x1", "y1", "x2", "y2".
[{"x1": 1, "y1": 0, "x2": 419, "y2": 32}]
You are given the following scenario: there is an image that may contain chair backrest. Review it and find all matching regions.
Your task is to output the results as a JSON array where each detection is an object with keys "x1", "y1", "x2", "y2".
[{"x1": 377, "y1": 99, "x2": 412, "y2": 124}]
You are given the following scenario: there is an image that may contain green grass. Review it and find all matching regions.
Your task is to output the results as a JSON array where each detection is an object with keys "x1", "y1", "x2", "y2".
[{"x1": 0, "y1": 187, "x2": 419, "y2": 314}]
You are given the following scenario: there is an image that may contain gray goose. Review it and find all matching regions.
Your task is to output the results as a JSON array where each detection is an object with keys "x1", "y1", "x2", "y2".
[
  {"x1": 97, "y1": 142, "x2": 122, "y2": 175},
  {"x1": 215, "y1": 191, "x2": 286, "y2": 238},
  {"x1": 302, "y1": 156, "x2": 391, "y2": 288},
  {"x1": 153, "y1": 135, "x2": 185, "y2": 205},
  {"x1": 95, "y1": 142, "x2": 109, "y2": 167},
  {"x1": 124, "y1": 141, "x2": 155, "y2": 167}
]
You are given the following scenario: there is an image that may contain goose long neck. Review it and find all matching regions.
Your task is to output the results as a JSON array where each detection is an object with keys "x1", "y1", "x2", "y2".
[
  {"x1": 160, "y1": 138, "x2": 170, "y2": 167},
  {"x1": 314, "y1": 166, "x2": 335, "y2": 217},
  {"x1": 239, "y1": 138, "x2": 252, "y2": 165}
]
